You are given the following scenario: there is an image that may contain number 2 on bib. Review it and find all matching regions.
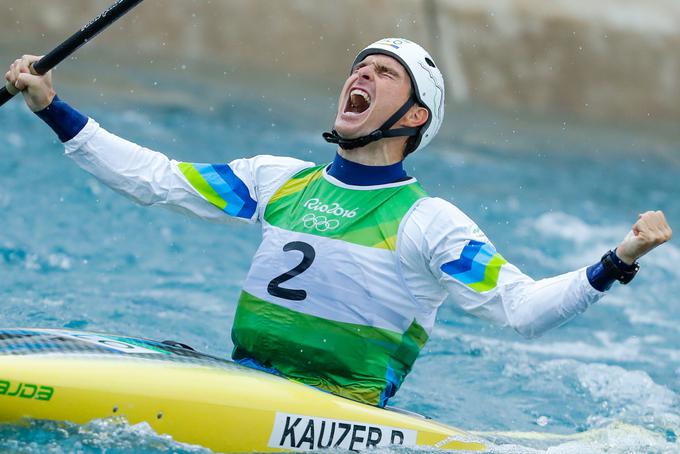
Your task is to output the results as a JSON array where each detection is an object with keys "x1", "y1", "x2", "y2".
[{"x1": 267, "y1": 241, "x2": 316, "y2": 301}]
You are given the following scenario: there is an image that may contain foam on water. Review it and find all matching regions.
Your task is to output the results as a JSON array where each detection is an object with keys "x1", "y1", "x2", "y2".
[{"x1": 0, "y1": 418, "x2": 210, "y2": 454}]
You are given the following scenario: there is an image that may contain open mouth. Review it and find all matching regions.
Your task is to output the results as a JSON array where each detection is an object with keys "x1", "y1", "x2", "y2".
[{"x1": 344, "y1": 88, "x2": 371, "y2": 114}]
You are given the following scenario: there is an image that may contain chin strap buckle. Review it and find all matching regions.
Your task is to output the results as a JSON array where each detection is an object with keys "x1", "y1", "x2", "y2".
[
  {"x1": 369, "y1": 130, "x2": 384, "y2": 140},
  {"x1": 322, "y1": 97, "x2": 419, "y2": 150},
  {"x1": 322, "y1": 130, "x2": 341, "y2": 145},
  {"x1": 322, "y1": 129, "x2": 386, "y2": 150}
]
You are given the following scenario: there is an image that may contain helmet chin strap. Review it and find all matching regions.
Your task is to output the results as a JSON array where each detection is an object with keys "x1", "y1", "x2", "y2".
[{"x1": 323, "y1": 97, "x2": 419, "y2": 150}]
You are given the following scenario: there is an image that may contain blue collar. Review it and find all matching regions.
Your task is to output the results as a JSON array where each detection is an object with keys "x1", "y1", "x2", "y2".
[{"x1": 327, "y1": 153, "x2": 408, "y2": 186}]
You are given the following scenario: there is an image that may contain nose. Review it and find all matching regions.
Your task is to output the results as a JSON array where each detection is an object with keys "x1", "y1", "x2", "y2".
[{"x1": 355, "y1": 65, "x2": 374, "y2": 81}]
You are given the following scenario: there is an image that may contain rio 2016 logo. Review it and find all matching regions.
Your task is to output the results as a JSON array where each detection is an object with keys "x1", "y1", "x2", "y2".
[{"x1": 303, "y1": 198, "x2": 357, "y2": 218}]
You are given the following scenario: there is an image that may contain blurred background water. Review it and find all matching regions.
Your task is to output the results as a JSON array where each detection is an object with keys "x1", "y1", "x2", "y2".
[{"x1": 1, "y1": 0, "x2": 680, "y2": 452}]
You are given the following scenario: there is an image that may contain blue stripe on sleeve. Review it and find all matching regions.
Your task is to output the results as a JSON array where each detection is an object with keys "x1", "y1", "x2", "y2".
[
  {"x1": 440, "y1": 241, "x2": 497, "y2": 284},
  {"x1": 211, "y1": 164, "x2": 257, "y2": 218},
  {"x1": 193, "y1": 164, "x2": 245, "y2": 216},
  {"x1": 454, "y1": 245, "x2": 495, "y2": 284},
  {"x1": 190, "y1": 163, "x2": 256, "y2": 219},
  {"x1": 440, "y1": 240, "x2": 483, "y2": 275}
]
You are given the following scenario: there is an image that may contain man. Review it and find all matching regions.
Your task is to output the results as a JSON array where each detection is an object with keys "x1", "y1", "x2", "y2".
[{"x1": 5, "y1": 38, "x2": 672, "y2": 408}]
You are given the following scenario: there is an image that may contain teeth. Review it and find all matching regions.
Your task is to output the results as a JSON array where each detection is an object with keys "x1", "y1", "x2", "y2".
[{"x1": 350, "y1": 89, "x2": 370, "y2": 104}]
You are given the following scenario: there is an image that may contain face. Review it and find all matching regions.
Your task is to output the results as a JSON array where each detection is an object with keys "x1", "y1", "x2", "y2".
[{"x1": 333, "y1": 54, "x2": 413, "y2": 139}]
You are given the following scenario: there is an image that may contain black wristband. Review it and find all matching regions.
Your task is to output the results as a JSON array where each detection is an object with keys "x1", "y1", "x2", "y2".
[{"x1": 601, "y1": 250, "x2": 639, "y2": 285}]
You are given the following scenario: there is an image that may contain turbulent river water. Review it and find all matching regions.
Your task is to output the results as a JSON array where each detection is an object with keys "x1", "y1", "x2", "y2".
[{"x1": 0, "y1": 70, "x2": 678, "y2": 453}]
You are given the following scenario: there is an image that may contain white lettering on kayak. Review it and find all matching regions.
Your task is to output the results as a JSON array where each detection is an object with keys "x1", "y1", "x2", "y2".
[{"x1": 268, "y1": 412, "x2": 417, "y2": 451}]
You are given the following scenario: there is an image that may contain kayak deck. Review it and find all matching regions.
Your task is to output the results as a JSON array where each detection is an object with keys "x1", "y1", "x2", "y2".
[{"x1": 0, "y1": 329, "x2": 487, "y2": 452}]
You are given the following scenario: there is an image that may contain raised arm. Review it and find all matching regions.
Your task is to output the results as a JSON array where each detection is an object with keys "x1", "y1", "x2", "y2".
[
  {"x1": 402, "y1": 198, "x2": 671, "y2": 339},
  {"x1": 5, "y1": 55, "x2": 312, "y2": 224}
]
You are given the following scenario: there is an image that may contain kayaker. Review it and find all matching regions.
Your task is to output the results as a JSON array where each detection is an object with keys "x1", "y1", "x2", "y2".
[{"x1": 5, "y1": 38, "x2": 672, "y2": 407}]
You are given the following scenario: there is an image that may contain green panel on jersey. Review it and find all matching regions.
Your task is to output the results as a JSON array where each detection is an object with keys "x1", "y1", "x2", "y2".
[
  {"x1": 232, "y1": 291, "x2": 429, "y2": 406},
  {"x1": 264, "y1": 165, "x2": 427, "y2": 250}
]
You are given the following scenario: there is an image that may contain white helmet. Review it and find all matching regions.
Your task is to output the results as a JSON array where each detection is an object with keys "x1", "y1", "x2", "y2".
[{"x1": 323, "y1": 38, "x2": 445, "y2": 154}]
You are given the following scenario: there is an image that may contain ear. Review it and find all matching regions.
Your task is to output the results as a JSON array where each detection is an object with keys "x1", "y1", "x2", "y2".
[{"x1": 401, "y1": 105, "x2": 429, "y2": 128}]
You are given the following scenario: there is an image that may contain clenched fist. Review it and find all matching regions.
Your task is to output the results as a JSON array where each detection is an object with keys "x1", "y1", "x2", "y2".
[
  {"x1": 616, "y1": 211, "x2": 672, "y2": 264},
  {"x1": 4, "y1": 54, "x2": 55, "y2": 112}
]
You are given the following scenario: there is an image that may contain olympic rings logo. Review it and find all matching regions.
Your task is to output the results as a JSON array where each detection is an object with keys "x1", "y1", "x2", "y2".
[{"x1": 302, "y1": 213, "x2": 340, "y2": 232}]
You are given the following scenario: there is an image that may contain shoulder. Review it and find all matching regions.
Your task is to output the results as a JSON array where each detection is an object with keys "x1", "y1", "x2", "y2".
[
  {"x1": 234, "y1": 155, "x2": 316, "y2": 209},
  {"x1": 230, "y1": 154, "x2": 315, "y2": 190},
  {"x1": 232, "y1": 154, "x2": 315, "y2": 175},
  {"x1": 406, "y1": 197, "x2": 490, "y2": 244}
]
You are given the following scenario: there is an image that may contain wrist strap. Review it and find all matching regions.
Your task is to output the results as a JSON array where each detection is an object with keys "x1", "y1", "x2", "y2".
[{"x1": 601, "y1": 250, "x2": 639, "y2": 285}]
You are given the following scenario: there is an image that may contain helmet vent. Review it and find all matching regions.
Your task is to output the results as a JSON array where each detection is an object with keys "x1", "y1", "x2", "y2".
[{"x1": 425, "y1": 57, "x2": 436, "y2": 68}]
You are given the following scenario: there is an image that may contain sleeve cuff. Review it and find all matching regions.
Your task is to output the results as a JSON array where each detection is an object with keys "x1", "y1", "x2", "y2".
[
  {"x1": 586, "y1": 261, "x2": 614, "y2": 292},
  {"x1": 586, "y1": 249, "x2": 640, "y2": 292},
  {"x1": 63, "y1": 118, "x2": 100, "y2": 154},
  {"x1": 34, "y1": 95, "x2": 89, "y2": 142}
]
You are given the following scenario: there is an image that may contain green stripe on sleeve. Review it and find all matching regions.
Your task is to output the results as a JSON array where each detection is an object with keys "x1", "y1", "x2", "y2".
[
  {"x1": 468, "y1": 253, "x2": 508, "y2": 293},
  {"x1": 178, "y1": 162, "x2": 227, "y2": 211}
]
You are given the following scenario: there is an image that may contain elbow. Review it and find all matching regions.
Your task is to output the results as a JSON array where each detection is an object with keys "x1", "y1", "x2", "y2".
[
  {"x1": 510, "y1": 320, "x2": 545, "y2": 340},
  {"x1": 504, "y1": 296, "x2": 574, "y2": 340},
  {"x1": 116, "y1": 186, "x2": 164, "y2": 207}
]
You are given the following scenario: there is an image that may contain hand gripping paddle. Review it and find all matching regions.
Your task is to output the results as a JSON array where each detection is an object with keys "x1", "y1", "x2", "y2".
[{"x1": 0, "y1": 0, "x2": 145, "y2": 108}]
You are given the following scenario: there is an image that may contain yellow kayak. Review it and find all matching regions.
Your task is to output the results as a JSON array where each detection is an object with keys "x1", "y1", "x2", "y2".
[{"x1": 0, "y1": 328, "x2": 487, "y2": 452}]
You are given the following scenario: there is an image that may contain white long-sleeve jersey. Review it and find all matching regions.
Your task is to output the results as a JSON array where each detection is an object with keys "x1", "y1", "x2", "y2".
[{"x1": 64, "y1": 118, "x2": 604, "y2": 339}]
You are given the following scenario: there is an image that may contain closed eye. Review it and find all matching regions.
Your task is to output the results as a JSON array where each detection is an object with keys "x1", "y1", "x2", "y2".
[
  {"x1": 352, "y1": 61, "x2": 400, "y2": 79},
  {"x1": 375, "y1": 64, "x2": 399, "y2": 79}
]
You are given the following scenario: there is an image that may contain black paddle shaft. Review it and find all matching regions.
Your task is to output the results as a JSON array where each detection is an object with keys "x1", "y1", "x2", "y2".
[{"x1": 0, "y1": 0, "x2": 145, "y2": 108}]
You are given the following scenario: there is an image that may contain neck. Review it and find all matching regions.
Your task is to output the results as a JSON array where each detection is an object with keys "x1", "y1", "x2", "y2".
[
  {"x1": 336, "y1": 135, "x2": 407, "y2": 166},
  {"x1": 327, "y1": 152, "x2": 407, "y2": 186}
]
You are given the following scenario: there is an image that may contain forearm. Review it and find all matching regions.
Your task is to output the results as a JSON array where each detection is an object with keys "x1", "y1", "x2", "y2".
[
  {"x1": 504, "y1": 244, "x2": 657, "y2": 338},
  {"x1": 35, "y1": 97, "x2": 232, "y2": 220},
  {"x1": 501, "y1": 267, "x2": 604, "y2": 339},
  {"x1": 468, "y1": 250, "x2": 642, "y2": 339},
  {"x1": 35, "y1": 97, "x2": 164, "y2": 204},
  {"x1": 64, "y1": 118, "x2": 177, "y2": 206}
]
